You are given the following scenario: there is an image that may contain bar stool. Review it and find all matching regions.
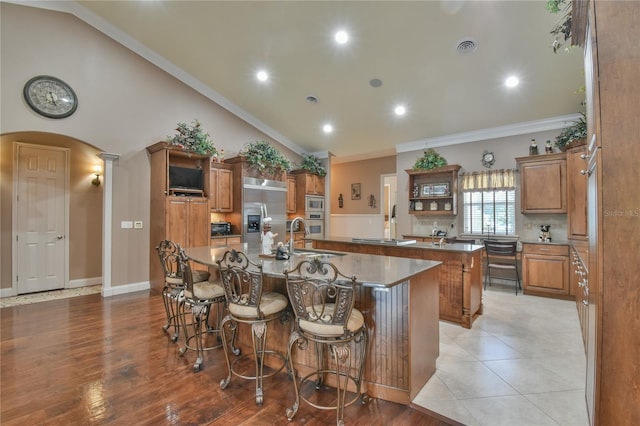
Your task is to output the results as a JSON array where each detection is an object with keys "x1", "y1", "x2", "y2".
[
  {"x1": 216, "y1": 249, "x2": 289, "y2": 405},
  {"x1": 177, "y1": 248, "x2": 226, "y2": 372},
  {"x1": 283, "y1": 257, "x2": 369, "y2": 425},
  {"x1": 156, "y1": 240, "x2": 210, "y2": 343}
]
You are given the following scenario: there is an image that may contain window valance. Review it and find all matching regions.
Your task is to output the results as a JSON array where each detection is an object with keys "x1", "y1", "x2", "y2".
[{"x1": 460, "y1": 169, "x2": 516, "y2": 191}]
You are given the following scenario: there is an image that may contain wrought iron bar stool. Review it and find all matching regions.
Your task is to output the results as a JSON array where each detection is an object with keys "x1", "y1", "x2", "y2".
[
  {"x1": 283, "y1": 257, "x2": 369, "y2": 426},
  {"x1": 216, "y1": 249, "x2": 290, "y2": 405},
  {"x1": 156, "y1": 240, "x2": 210, "y2": 343},
  {"x1": 177, "y1": 248, "x2": 226, "y2": 372}
]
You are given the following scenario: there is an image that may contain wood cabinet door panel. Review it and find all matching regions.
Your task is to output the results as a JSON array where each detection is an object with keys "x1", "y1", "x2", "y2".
[
  {"x1": 523, "y1": 254, "x2": 569, "y2": 294},
  {"x1": 188, "y1": 199, "x2": 210, "y2": 247},
  {"x1": 567, "y1": 147, "x2": 588, "y2": 238},
  {"x1": 217, "y1": 169, "x2": 233, "y2": 211},
  {"x1": 287, "y1": 176, "x2": 296, "y2": 213},
  {"x1": 166, "y1": 198, "x2": 188, "y2": 247}
]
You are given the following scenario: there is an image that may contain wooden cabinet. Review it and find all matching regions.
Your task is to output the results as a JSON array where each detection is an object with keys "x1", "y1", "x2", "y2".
[
  {"x1": 406, "y1": 165, "x2": 460, "y2": 216},
  {"x1": 522, "y1": 243, "x2": 569, "y2": 298},
  {"x1": 570, "y1": 241, "x2": 589, "y2": 349},
  {"x1": 291, "y1": 170, "x2": 325, "y2": 197},
  {"x1": 516, "y1": 153, "x2": 566, "y2": 213},
  {"x1": 210, "y1": 163, "x2": 233, "y2": 212},
  {"x1": 566, "y1": 144, "x2": 588, "y2": 240},
  {"x1": 292, "y1": 231, "x2": 306, "y2": 248},
  {"x1": 286, "y1": 175, "x2": 297, "y2": 214},
  {"x1": 210, "y1": 236, "x2": 242, "y2": 247},
  {"x1": 166, "y1": 196, "x2": 210, "y2": 248},
  {"x1": 147, "y1": 142, "x2": 211, "y2": 291}
]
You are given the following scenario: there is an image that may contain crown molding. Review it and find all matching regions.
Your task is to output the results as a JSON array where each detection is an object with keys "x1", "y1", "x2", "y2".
[{"x1": 396, "y1": 114, "x2": 582, "y2": 153}]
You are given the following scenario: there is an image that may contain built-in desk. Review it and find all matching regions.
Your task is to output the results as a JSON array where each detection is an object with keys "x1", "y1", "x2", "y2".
[{"x1": 185, "y1": 243, "x2": 442, "y2": 405}]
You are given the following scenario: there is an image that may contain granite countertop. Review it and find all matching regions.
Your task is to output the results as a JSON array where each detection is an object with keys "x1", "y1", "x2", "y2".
[
  {"x1": 311, "y1": 235, "x2": 484, "y2": 253},
  {"x1": 185, "y1": 243, "x2": 441, "y2": 288},
  {"x1": 520, "y1": 239, "x2": 569, "y2": 246}
]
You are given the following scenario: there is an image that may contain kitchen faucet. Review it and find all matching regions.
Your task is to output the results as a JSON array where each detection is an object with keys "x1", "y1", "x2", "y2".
[{"x1": 289, "y1": 216, "x2": 307, "y2": 254}]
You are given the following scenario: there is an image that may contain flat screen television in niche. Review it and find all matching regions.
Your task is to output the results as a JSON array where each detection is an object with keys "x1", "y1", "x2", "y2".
[{"x1": 168, "y1": 166, "x2": 204, "y2": 195}]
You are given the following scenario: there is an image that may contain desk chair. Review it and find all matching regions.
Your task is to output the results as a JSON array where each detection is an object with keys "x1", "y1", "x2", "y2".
[
  {"x1": 284, "y1": 257, "x2": 369, "y2": 425},
  {"x1": 217, "y1": 249, "x2": 289, "y2": 405},
  {"x1": 156, "y1": 240, "x2": 210, "y2": 343},
  {"x1": 484, "y1": 240, "x2": 521, "y2": 295}
]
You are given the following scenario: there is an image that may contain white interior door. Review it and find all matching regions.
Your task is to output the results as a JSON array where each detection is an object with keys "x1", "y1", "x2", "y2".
[{"x1": 15, "y1": 144, "x2": 69, "y2": 294}]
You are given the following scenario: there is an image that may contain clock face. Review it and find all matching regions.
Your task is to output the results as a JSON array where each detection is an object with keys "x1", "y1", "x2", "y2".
[
  {"x1": 23, "y1": 76, "x2": 78, "y2": 119},
  {"x1": 482, "y1": 151, "x2": 495, "y2": 168}
]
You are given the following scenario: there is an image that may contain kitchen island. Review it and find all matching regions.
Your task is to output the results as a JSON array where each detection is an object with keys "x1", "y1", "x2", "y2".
[
  {"x1": 311, "y1": 236, "x2": 484, "y2": 329},
  {"x1": 185, "y1": 243, "x2": 441, "y2": 404}
]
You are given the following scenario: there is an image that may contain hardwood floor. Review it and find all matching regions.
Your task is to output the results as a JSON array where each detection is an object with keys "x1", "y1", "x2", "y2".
[{"x1": 0, "y1": 291, "x2": 455, "y2": 425}]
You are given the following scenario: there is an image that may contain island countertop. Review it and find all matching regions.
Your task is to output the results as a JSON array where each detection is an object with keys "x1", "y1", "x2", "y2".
[
  {"x1": 185, "y1": 242, "x2": 441, "y2": 288},
  {"x1": 310, "y1": 235, "x2": 484, "y2": 253}
]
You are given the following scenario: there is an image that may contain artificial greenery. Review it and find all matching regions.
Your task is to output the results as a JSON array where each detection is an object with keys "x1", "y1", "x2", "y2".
[
  {"x1": 296, "y1": 154, "x2": 326, "y2": 177},
  {"x1": 546, "y1": 0, "x2": 573, "y2": 53},
  {"x1": 413, "y1": 148, "x2": 448, "y2": 170},
  {"x1": 555, "y1": 113, "x2": 587, "y2": 150},
  {"x1": 166, "y1": 119, "x2": 217, "y2": 156},
  {"x1": 239, "y1": 140, "x2": 291, "y2": 175}
]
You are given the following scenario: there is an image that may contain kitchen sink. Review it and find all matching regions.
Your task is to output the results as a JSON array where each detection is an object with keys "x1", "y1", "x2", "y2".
[
  {"x1": 293, "y1": 249, "x2": 345, "y2": 259},
  {"x1": 351, "y1": 238, "x2": 416, "y2": 246}
]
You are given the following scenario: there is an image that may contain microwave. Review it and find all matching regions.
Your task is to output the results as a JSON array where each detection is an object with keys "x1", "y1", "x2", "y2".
[
  {"x1": 211, "y1": 222, "x2": 231, "y2": 236},
  {"x1": 305, "y1": 195, "x2": 324, "y2": 212}
]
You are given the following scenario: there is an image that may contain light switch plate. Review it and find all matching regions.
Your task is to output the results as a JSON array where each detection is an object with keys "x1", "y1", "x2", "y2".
[
  {"x1": 121, "y1": 221, "x2": 133, "y2": 229},
  {"x1": 134, "y1": 221, "x2": 143, "y2": 229}
]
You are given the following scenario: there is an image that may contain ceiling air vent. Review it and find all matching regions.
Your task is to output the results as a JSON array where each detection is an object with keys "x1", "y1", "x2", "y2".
[
  {"x1": 305, "y1": 95, "x2": 319, "y2": 104},
  {"x1": 456, "y1": 38, "x2": 477, "y2": 55}
]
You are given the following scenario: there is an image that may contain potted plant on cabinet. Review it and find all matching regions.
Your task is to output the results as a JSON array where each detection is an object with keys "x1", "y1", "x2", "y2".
[
  {"x1": 413, "y1": 148, "x2": 448, "y2": 170},
  {"x1": 295, "y1": 154, "x2": 326, "y2": 177},
  {"x1": 166, "y1": 119, "x2": 217, "y2": 156},
  {"x1": 237, "y1": 140, "x2": 291, "y2": 179},
  {"x1": 555, "y1": 113, "x2": 587, "y2": 151}
]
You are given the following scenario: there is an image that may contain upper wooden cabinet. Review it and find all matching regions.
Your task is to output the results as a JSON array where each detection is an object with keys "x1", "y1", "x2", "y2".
[
  {"x1": 290, "y1": 170, "x2": 325, "y2": 196},
  {"x1": 406, "y1": 165, "x2": 460, "y2": 216},
  {"x1": 516, "y1": 153, "x2": 566, "y2": 214},
  {"x1": 210, "y1": 162, "x2": 233, "y2": 212},
  {"x1": 566, "y1": 144, "x2": 588, "y2": 240},
  {"x1": 286, "y1": 175, "x2": 297, "y2": 214}
]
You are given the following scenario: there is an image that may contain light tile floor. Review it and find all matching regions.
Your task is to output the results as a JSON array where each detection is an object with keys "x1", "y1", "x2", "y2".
[{"x1": 413, "y1": 284, "x2": 590, "y2": 426}]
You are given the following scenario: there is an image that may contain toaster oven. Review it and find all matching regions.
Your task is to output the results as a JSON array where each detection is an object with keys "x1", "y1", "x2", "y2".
[{"x1": 211, "y1": 222, "x2": 231, "y2": 236}]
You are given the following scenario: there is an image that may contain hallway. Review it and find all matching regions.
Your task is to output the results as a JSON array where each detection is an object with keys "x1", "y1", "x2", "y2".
[{"x1": 413, "y1": 286, "x2": 589, "y2": 425}]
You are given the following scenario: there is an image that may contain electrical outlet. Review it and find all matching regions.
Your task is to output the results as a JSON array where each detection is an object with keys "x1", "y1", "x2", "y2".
[{"x1": 134, "y1": 221, "x2": 143, "y2": 229}]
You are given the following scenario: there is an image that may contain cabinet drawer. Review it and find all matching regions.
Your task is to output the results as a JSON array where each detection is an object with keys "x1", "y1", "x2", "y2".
[
  {"x1": 226, "y1": 237, "x2": 241, "y2": 245},
  {"x1": 210, "y1": 238, "x2": 228, "y2": 247},
  {"x1": 522, "y1": 243, "x2": 568, "y2": 256}
]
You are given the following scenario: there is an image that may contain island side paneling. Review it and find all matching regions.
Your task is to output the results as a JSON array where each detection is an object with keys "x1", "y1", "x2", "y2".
[{"x1": 312, "y1": 240, "x2": 483, "y2": 328}]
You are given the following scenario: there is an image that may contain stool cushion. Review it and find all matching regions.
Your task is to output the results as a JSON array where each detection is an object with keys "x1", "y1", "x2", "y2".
[
  {"x1": 166, "y1": 269, "x2": 210, "y2": 286},
  {"x1": 184, "y1": 281, "x2": 225, "y2": 301},
  {"x1": 229, "y1": 291, "x2": 288, "y2": 319},
  {"x1": 299, "y1": 305, "x2": 365, "y2": 337}
]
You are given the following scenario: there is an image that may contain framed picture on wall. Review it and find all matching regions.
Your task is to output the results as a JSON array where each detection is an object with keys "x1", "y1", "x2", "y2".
[{"x1": 351, "y1": 183, "x2": 361, "y2": 200}]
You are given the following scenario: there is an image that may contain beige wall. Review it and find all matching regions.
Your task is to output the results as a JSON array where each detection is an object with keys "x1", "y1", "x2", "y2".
[
  {"x1": 0, "y1": 3, "x2": 300, "y2": 291},
  {"x1": 331, "y1": 156, "x2": 396, "y2": 214},
  {"x1": 396, "y1": 130, "x2": 568, "y2": 240}
]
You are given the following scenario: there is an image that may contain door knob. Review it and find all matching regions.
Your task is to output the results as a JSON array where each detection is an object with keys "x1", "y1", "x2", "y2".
[{"x1": 57, "y1": 235, "x2": 64, "y2": 239}]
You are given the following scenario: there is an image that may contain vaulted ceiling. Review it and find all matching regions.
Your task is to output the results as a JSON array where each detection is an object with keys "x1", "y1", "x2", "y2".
[{"x1": 74, "y1": 1, "x2": 584, "y2": 160}]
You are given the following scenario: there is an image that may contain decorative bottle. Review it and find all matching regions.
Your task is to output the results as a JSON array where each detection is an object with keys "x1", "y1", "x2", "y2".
[
  {"x1": 545, "y1": 140, "x2": 553, "y2": 154},
  {"x1": 529, "y1": 139, "x2": 538, "y2": 155}
]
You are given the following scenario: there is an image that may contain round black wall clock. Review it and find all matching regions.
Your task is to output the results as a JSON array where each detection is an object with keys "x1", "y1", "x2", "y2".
[{"x1": 23, "y1": 75, "x2": 78, "y2": 119}]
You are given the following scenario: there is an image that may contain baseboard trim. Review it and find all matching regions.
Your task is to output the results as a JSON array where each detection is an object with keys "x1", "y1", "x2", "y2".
[
  {"x1": 0, "y1": 288, "x2": 14, "y2": 298},
  {"x1": 68, "y1": 277, "x2": 102, "y2": 289},
  {"x1": 102, "y1": 281, "x2": 150, "y2": 297}
]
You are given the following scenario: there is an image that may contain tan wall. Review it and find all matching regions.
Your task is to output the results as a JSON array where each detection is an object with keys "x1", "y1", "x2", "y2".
[
  {"x1": 0, "y1": 3, "x2": 300, "y2": 291},
  {"x1": 331, "y1": 156, "x2": 396, "y2": 214},
  {"x1": 0, "y1": 134, "x2": 103, "y2": 289}
]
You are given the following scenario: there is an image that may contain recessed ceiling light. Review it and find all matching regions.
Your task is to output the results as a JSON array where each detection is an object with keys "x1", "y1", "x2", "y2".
[
  {"x1": 322, "y1": 123, "x2": 334, "y2": 134},
  {"x1": 394, "y1": 105, "x2": 407, "y2": 116},
  {"x1": 334, "y1": 30, "x2": 349, "y2": 45},
  {"x1": 305, "y1": 95, "x2": 319, "y2": 104},
  {"x1": 256, "y1": 70, "x2": 269, "y2": 82},
  {"x1": 505, "y1": 76, "x2": 519, "y2": 88},
  {"x1": 369, "y1": 78, "x2": 383, "y2": 88}
]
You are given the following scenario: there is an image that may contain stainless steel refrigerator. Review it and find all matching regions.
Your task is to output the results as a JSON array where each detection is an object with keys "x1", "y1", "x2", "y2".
[{"x1": 242, "y1": 177, "x2": 287, "y2": 246}]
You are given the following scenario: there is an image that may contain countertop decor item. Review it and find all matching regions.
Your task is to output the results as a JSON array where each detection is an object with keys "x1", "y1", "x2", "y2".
[
  {"x1": 166, "y1": 119, "x2": 217, "y2": 156},
  {"x1": 23, "y1": 75, "x2": 78, "y2": 119},
  {"x1": 413, "y1": 148, "x2": 448, "y2": 170},
  {"x1": 239, "y1": 140, "x2": 291, "y2": 175}
]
